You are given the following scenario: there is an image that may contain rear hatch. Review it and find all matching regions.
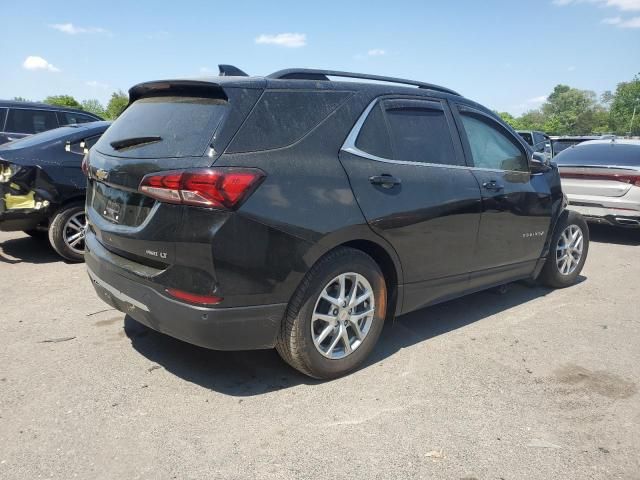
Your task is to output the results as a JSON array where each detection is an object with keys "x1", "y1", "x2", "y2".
[{"x1": 86, "y1": 79, "x2": 264, "y2": 271}]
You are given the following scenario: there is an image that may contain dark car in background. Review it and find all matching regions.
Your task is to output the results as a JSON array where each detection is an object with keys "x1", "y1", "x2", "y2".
[
  {"x1": 0, "y1": 100, "x2": 103, "y2": 145},
  {"x1": 517, "y1": 130, "x2": 550, "y2": 155},
  {"x1": 0, "y1": 121, "x2": 111, "y2": 261},
  {"x1": 550, "y1": 135, "x2": 615, "y2": 157},
  {"x1": 556, "y1": 139, "x2": 640, "y2": 228},
  {"x1": 84, "y1": 67, "x2": 588, "y2": 379}
]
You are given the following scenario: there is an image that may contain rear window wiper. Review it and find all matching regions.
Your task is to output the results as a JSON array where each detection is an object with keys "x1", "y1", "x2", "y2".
[{"x1": 110, "y1": 136, "x2": 162, "y2": 151}]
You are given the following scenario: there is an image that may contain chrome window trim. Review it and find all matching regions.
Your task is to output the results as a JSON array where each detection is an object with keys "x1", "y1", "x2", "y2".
[{"x1": 341, "y1": 98, "x2": 529, "y2": 174}]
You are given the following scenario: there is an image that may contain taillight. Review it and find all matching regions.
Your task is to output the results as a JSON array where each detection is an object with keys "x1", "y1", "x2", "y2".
[
  {"x1": 560, "y1": 171, "x2": 640, "y2": 187},
  {"x1": 165, "y1": 288, "x2": 223, "y2": 306},
  {"x1": 81, "y1": 156, "x2": 89, "y2": 176},
  {"x1": 139, "y1": 168, "x2": 265, "y2": 209}
]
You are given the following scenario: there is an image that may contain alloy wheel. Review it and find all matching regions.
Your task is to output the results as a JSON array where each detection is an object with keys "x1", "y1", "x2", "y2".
[
  {"x1": 311, "y1": 272, "x2": 375, "y2": 359},
  {"x1": 556, "y1": 224, "x2": 583, "y2": 275},
  {"x1": 63, "y1": 211, "x2": 87, "y2": 255}
]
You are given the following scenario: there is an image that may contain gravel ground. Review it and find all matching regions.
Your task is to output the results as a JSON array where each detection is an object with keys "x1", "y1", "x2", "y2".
[{"x1": 0, "y1": 225, "x2": 639, "y2": 480}]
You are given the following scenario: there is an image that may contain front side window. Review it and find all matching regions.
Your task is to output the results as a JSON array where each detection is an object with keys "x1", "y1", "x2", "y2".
[
  {"x1": 6, "y1": 109, "x2": 58, "y2": 134},
  {"x1": 460, "y1": 112, "x2": 528, "y2": 172}
]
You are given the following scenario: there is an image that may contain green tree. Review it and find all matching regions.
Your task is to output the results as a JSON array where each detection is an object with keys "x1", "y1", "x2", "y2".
[
  {"x1": 81, "y1": 99, "x2": 106, "y2": 119},
  {"x1": 496, "y1": 111, "x2": 518, "y2": 129},
  {"x1": 541, "y1": 85, "x2": 600, "y2": 135},
  {"x1": 105, "y1": 90, "x2": 129, "y2": 119},
  {"x1": 43, "y1": 95, "x2": 82, "y2": 109},
  {"x1": 12, "y1": 96, "x2": 29, "y2": 102},
  {"x1": 609, "y1": 73, "x2": 640, "y2": 135}
]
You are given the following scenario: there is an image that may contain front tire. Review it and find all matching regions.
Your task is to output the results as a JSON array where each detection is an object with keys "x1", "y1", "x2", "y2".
[
  {"x1": 48, "y1": 202, "x2": 87, "y2": 262},
  {"x1": 538, "y1": 210, "x2": 589, "y2": 288},
  {"x1": 276, "y1": 247, "x2": 387, "y2": 379}
]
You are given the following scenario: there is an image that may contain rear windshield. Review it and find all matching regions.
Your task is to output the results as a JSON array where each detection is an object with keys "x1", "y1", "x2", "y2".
[
  {"x1": 555, "y1": 142, "x2": 640, "y2": 167},
  {"x1": 95, "y1": 97, "x2": 228, "y2": 158}
]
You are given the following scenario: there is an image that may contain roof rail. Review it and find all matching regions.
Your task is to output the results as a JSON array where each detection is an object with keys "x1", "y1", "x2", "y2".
[{"x1": 267, "y1": 68, "x2": 460, "y2": 96}]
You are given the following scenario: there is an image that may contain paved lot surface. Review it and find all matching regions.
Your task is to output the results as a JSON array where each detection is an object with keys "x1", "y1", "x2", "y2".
[{"x1": 1, "y1": 226, "x2": 639, "y2": 479}]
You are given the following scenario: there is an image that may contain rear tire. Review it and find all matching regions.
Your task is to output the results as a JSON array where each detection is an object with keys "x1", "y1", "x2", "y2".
[
  {"x1": 48, "y1": 202, "x2": 87, "y2": 262},
  {"x1": 538, "y1": 210, "x2": 589, "y2": 288},
  {"x1": 276, "y1": 247, "x2": 387, "y2": 379}
]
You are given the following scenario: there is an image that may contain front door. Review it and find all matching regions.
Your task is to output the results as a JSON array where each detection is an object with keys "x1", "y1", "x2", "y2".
[
  {"x1": 453, "y1": 104, "x2": 553, "y2": 282},
  {"x1": 340, "y1": 97, "x2": 482, "y2": 312}
]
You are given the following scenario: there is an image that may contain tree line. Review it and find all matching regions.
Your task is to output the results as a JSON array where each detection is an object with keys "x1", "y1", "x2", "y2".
[
  {"x1": 497, "y1": 73, "x2": 640, "y2": 136},
  {"x1": 12, "y1": 91, "x2": 129, "y2": 120}
]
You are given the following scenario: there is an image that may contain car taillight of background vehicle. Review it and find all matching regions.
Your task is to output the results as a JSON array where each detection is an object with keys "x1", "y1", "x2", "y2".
[
  {"x1": 81, "y1": 156, "x2": 89, "y2": 176},
  {"x1": 139, "y1": 168, "x2": 265, "y2": 209},
  {"x1": 560, "y1": 171, "x2": 640, "y2": 187}
]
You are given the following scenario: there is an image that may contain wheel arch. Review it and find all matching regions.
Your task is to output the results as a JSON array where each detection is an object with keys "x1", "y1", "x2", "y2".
[{"x1": 301, "y1": 227, "x2": 404, "y2": 317}]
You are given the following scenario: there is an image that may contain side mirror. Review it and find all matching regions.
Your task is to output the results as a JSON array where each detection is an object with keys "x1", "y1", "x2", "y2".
[{"x1": 530, "y1": 152, "x2": 551, "y2": 174}]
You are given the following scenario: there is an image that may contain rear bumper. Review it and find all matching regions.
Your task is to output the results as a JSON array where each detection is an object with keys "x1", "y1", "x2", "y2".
[
  {"x1": 566, "y1": 204, "x2": 640, "y2": 228},
  {"x1": 85, "y1": 235, "x2": 286, "y2": 351}
]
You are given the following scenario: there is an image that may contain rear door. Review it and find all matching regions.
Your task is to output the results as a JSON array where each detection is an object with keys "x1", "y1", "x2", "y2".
[
  {"x1": 453, "y1": 104, "x2": 552, "y2": 280},
  {"x1": 340, "y1": 96, "x2": 482, "y2": 311}
]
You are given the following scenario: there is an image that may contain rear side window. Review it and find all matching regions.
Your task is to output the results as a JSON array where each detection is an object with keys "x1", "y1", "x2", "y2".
[
  {"x1": 383, "y1": 99, "x2": 459, "y2": 165},
  {"x1": 6, "y1": 109, "x2": 58, "y2": 134},
  {"x1": 460, "y1": 112, "x2": 528, "y2": 172},
  {"x1": 96, "y1": 97, "x2": 228, "y2": 158},
  {"x1": 227, "y1": 91, "x2": 351, "y2": 153},
  {"x1": 58, "y1": 112, "x2": 96, "y2": 125},
  {"x1": 355, "y1": 103, "x2": 393, "y2": 159}
]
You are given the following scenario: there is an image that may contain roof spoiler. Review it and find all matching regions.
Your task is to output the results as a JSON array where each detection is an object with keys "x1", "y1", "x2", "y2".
[{"x1": 128, "y1": 80, "x2": 228, "y2": 104}]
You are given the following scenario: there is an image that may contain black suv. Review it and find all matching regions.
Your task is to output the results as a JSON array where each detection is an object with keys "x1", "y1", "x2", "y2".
[
  {"x1": 0, "y1": 100, "x2": 103, "y2": 145},
  {"x1": 0, "y1": 121, "x2": 111, "y2": 261},
  {"x1": 85, "y1": 67, "x2": 589, "y2": 379}
]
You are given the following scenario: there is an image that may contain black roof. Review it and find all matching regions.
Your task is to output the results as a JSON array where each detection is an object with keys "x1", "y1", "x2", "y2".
[
  {"x1": 130, "y1": 65, "x2": 463, "y2": 102},
  {"x1": 0, "y1": 100, "x2": 101, "y2": 118}
]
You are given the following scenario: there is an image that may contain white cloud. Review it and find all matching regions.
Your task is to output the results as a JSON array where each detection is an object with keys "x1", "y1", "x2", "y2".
[
  {"x1": 527, "y1": 95, "x2": 547, "y2": 104},
  {"x1": 618, "y1": 15, "x2": 640, "y2": 25},
  {"x1": 255, "y1": 33, "x2": 306, "y2": 48},
  {"x1": 86, "y1": 80, "x2": 109, "y2": 89},
  {"x1": 553, "y1": 0, "x2": 640, "y2": 10},
  {"x1": 567, "y1": 65, "x2": 577, "y2": 71},
  {"x1": 602, "y1": 15, "x2": 623, "y2": 22},
  {"x1": 22, "y1": 56, "x2": 60, "y2": 72},
  {"x1": 199, "y1": 67, "x2": 214, "y2": 74},
  {"x1": 50, "y1": 23, "x2": 109, "y2": 35},
  {"x1": 367, "y1": 49, "x2": 386, "y2": 56}
]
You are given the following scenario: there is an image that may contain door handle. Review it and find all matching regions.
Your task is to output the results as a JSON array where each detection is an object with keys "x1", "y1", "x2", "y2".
[
  {"x1": 369, "y1": 174, "x2": 401, "y2": 189},
  {"x1": 482, "y1": 180, "x2": 504, "y2": 191}
]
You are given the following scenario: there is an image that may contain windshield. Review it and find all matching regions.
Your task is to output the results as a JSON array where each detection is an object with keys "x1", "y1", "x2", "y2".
[
  {"x1": 0, "y1": 125, "x2": 84, "y2": 150},
  {"x1": 96, "y1": 96, "x2": 228, "y2": 158}
]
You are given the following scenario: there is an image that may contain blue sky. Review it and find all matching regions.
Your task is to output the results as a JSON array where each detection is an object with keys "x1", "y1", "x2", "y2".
[{"x1": 1, "y1": 0, "x2": 639, "y2": 115}]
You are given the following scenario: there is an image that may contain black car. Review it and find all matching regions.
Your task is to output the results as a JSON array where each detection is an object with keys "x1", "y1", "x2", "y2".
[
  {"x1": 84, "y1": 66, "x2": 589, "y2": 379},
  {"x1": 0, "y1": 121, "x2": 111, "y2": 261},
  {"x1": 0, "y1": 100, "x2": 103, "y2": 145},
  {"x1": 550, "y1": 135, "x2": 615, "y2": 157},
  {"x1": 517, "y1": 130, "x2": 551, "y2": 159}
]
